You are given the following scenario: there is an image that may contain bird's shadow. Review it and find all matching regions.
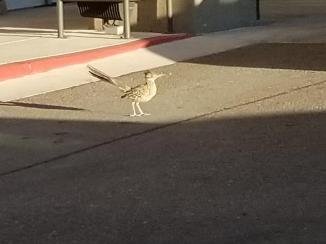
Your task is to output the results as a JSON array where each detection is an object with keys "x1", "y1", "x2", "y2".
[{"x1": 0, "y1": 102, "x2": 85, "y2": 111}]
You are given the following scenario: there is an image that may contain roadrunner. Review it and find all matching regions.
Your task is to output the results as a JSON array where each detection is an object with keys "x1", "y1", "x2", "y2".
[{"x1": 87, "y1": 65, "x2": 165, "y2": 116}]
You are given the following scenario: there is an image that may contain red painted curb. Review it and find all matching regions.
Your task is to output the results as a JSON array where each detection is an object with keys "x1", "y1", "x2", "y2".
[{"x1": 0, "y1": 33, "x2": 192, "y2": 81}]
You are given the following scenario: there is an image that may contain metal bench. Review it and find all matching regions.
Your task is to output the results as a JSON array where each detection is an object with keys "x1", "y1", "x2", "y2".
[
  {"x1": 77, "y1": 1, "x2": 122, "y2": 25},
  {"x1": 56, "y1": 0, "x2": 135, "y2": 39}
]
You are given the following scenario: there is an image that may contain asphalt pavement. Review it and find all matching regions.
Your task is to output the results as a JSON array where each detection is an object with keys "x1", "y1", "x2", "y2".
[{"x1": 1, "y1": 43, "x2": 326, "y2": 243}]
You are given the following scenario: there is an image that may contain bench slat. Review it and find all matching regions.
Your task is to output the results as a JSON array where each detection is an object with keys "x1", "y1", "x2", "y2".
[{"x1": 77, "y1": 2, "x2": 122, "y2": 22}]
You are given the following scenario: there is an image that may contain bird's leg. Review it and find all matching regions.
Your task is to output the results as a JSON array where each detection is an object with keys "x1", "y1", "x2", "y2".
[
  {"x1": 129, "y1": 102, "x2": 137, "y2": 117},
  {"x1": 136, "y1": 102, "x2": 150, "y2": 116}
]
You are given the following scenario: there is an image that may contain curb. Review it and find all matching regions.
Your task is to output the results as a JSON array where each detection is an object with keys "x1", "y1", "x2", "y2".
[{"x1": 0, "y1": 33, "x2": 192, "y2": 81}]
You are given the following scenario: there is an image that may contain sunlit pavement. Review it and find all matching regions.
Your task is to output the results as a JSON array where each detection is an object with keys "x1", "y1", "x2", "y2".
[
  {"x1": 1, "y1": 41, "x2": 326, "y2": 243},
  {"x1": 2, "y1": 15, "x2": 326, "y2": 102}
]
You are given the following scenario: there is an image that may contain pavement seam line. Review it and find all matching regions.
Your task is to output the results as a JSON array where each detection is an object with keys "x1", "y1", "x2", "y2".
[{"x1": 1, "y1": 79, "x2": 326, "y2": 177}]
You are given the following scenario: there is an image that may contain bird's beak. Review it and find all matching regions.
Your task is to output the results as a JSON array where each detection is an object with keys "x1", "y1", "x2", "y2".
[{"x1": 156, "y1": 73, "x2": 167, "y2": 78}]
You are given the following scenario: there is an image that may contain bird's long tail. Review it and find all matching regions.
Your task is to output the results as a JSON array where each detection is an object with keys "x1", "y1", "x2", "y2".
[
  {"x1": 87, "y1": 65, "x2": 128, "y2": 92},
  {"x1": 87, "y1": 65, "x2": 118, "y2": 86}
]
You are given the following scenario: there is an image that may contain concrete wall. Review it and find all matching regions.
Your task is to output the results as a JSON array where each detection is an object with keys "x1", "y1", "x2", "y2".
[
  {"x1": 5, "y1": 0, "x2": 46, "y2": 10},
  {"x1": 133, "y1": 0, "x2": 168, "y2": 32},
  {"x1": 0, "y1": 0, "x2": 7, "y2": 14},
  {"x1": 134, "y1": 0, "x2": 257, "y2": 34},
  {"x1": 174, "y1": 0, "x2": 257, "y2": 33},
  {"x1": 261, "y1": 0, "x2": 326, "y2": 20}
]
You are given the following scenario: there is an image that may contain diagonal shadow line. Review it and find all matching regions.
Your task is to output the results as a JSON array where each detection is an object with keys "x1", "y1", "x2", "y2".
[
  {"x1": 1, "y1": 78, "x2": 326, "y2": 178},
  {"x1": 0, "y1": 102, "x2": 85, "y2": 111}
]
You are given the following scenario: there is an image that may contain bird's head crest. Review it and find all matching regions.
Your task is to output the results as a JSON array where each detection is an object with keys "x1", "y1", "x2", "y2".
[{"x1": 144, "y1": 71, "x2": 153, "y2": 79}]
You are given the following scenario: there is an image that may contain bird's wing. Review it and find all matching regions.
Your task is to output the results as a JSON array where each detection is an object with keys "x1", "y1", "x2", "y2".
[
  {"x1": 121, "y1": 84, "x2": 149, "y2": 99},
  {"x1": 87, "y1": 65, "x2": 119, "y2": 87}
]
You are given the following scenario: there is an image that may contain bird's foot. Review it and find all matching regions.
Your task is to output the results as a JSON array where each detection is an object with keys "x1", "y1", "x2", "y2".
[
  {"x1": 138, "y1": 112, "x2": 151, "y2": 116},
  {"x1": 129, "y1": 112, "x2": 150, "y2": 117}
]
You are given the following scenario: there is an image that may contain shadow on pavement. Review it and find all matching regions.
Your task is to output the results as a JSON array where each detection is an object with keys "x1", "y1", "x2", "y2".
[
  {"x1": 0, "y1": 111, "x2": 325, "y2": 243},
  {"x1": 185, "y1": 42, "x2": 326, "y2": 72},
  {"x1": 0, "y1": 101, "x2": 85, "y2": 111}
]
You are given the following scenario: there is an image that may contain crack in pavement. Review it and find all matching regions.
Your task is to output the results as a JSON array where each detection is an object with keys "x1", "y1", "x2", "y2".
[{"x1": 1, "y1": 79, "x2": 326, "y2": 177}]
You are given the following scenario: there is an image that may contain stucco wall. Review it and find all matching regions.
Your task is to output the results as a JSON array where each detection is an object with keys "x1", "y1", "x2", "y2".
[
  {"x1": 5, "y1": 0, "x2": 46, "y2": 10},
  {"x1": 133, "y1": 0, "x2": 167, "y2": 32},
  {"x1": 261, "y1": 0, "x2": 326, "y2": 20},
  {"x1": 0, "y1": 0, "x2": 7, "y2": 14},
  {"x1": 134, "y1": 0, "x2": 257, "y2": 33},
  {"x1": 174, "y1": 0, "x2": 257, "y2": 33}
]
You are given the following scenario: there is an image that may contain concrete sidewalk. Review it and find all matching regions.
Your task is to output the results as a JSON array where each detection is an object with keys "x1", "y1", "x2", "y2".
[
  {"x1": 0, "y1": 4, "x2": 130, "y2": 64},
  {"x1": 0, "y1": 4, "x2": 190, "y2": 81},
  {"x1": 1, "y1": 9, "x2": 326, "y2": 244},
  {"x1": 1, "y1": 7, "x2": 326, "y2": 101},
  {"x1": 0, "y1": 32, "x2": 326, "y2": 243}
]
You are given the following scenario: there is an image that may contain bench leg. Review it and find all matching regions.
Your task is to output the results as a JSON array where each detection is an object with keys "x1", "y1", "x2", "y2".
[
  {"x1": 57, "y1": 0, "x2": 65, "y2": 38},
  {"x1": 123, "y1": 0, "x2": 130, "y2": 39},
  {"x1": 167, "y1": 0, "x2": 174, "y2": 33}
]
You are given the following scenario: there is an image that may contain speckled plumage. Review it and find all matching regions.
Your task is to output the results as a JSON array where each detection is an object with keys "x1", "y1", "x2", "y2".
[{"x1": 88, "y1": 65, "x2": 165, "y2": 116}]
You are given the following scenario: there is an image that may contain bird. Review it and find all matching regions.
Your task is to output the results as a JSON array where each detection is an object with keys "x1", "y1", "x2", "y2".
[{"x1": 87, "y1": 65, "x2": 166, "y2": 117}]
